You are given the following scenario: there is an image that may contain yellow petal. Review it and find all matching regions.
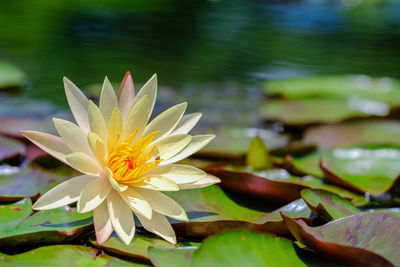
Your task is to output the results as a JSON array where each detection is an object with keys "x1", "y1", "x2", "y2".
[
  {"x1": 87, "y1": 132, "x2": 106, "y2": 165},
  {"x1": 107, "y1": 190, "x2": 135, "y2": 245},
  {"x1": 132, "y1": 74, "x2": 157, "y2": 120},
  {"x1": 88, "y1": 100, "x2": 108, "y2": 144},
  {"x1": 108, "y1": 107, "x2": 123, "y2": 149},
  {"x1": 119, "y1": 187, "x2": 152, "y2": 219},
  {"x1": 179, "y1": 174, "x2": 221, "y2": 189},
  {"x1": 66, "y1": 152, "x2": 103, "y2": 176},
  {"x1": 133, "y1": 176, "x2": 179, "y2": 191},
  {"x1": 150, "y1": 134, "x2": 192, "y2": 161},
  {"x1": 134, "y1": 188, "x2": 188, "y2": 221},
  {"x1": 53, "y1": 118, "x2": 93, "y2": 156},
  {"x1": 63, "y1": 77, "x2": 90, "y2": 133},
  {"x1": 160, "y1": 134, "x2": 215, "y2": 165},
  {"x1": 100, "y1": 76, "x2": 118, "y2": 124},
  {"x1": 170, "y1": 113, "x2": 202, "y2": 135},
  {"x1": 78, "y1": 178, "x2": 111, "y2": 213},
  {"x1": 136, "y1": 211, "x2": 176, "y2": 244},
  {"x1": 122, "y1": 94, "x2": 150, "y2": 142},
  {"x1": 143, "y1": 102, "x2": 187, "y2": 143},
  {"x1": 145, "y1": 164, "x2": 206, "y2": 184}
]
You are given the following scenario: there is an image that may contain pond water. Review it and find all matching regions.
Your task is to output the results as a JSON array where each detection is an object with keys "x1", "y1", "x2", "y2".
[{"x1": 1, "y1": 0, "x2": 400, "y2": 128}]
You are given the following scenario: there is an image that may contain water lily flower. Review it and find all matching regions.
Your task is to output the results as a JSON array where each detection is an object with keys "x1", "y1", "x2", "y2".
[{"x1": 21, "y1": 72, "x2": 220, "y2": 245}]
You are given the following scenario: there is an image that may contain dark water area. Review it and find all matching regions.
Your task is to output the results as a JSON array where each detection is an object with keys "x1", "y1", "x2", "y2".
[{"x1": 1, "y1": 0, "x2": 400, "y2": 127}]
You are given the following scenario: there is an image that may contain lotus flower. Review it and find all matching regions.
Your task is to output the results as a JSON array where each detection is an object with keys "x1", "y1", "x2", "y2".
[{"x1": 21, "y1": 72, "x2": 220, "y2": 245}]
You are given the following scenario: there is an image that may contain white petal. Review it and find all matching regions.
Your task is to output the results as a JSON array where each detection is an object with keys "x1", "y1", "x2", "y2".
[
  {"x1": 20, "y1": 131, "x2": 72, "y2": 166},
  {"x1": 145, "y1": 164, "x2": 206, "y2": 184},
  {"x1": 107, "y1": 107, "x2": 123, "y2": 149},
  {"x1": 133, "y1": 176, "x2": 179, "y2": 191},
  {"x1": 179, "y1": 174, "x2": 221, "y2": 189},
  {"x1": 66, "y1": 152, "x2": 103, "y2": 176},
  {"x1": 93, "y1": 201, "x2": 113, "y2": 245},
  {"x1": 122, "y1": 95, "x2": 150, "y2": 142},
  {"x1": 143, "y1": 102, "x2": 187, "y2": 143},
  {"x1": 63, "y1": 77, "x2": 90, "y2": 133},
  {"x1": 78, "y1": 178, "x2": 111, "y2": 213},
  {"x1": 88, "y1": 101, "x2": 108, "y2": 145},
  {"x1": 53, "y1": 118, "x2": 93, "y2": 156},
  {"x1": 107, "y1": 190, "x2": 135, "y2": 245},
  {"x1": 136, "y1": 211, "x2": 176, "y2": 244},
  {"x1": 160, "y1": 134, "x2": 215, "y2": 165},
  {"x1": 119, "y1": 187, "x2": 152, "y2": 219},
  {"x1": 132, "y1": 74, "x2": 157, "y2": 120},
  {"x1": 99, "y1": 76, "x2": 118, "y2": 125},
  {"x1": 170, "y1": 113, "x2": 202, "y2": 135},
  {"x1": 151, "y1": 134, "x2": 192, "y2": 160},
  {"x1": 32, "y1": 175, "x2": 97, "y2": 210},
  {"x1": 134, "y1": 188, "x2": 188, "y2": 221},
  {"x1": 117, "y1": 71, "x2": 135, "y2": 120}
]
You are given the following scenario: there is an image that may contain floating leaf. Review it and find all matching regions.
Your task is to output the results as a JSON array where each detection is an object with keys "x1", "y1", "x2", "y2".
[
  {"x1": 0, "y1": 166, "x2": 67, "y2": 202},
  {"x1": 0, "y1": 61, "x2": 25, "y2": 89},
  {"x1": 149, "y1": 246, "x2": 198, "y2": 267},
  {"x1": 0, "y1": 136, "x2": 24, "y2": 161},
  {"x1": 0, "y1": 116, "x2": 56, "y2": 138},
  {"x1": 262, "y1": 98, "x2": 388, "y2": 126},
  {"x1": 0, "y1": 245, "x2": 142, "y2": 266},
  {"x1": 191, "y1": 229, "x2": 307, "y2": 267},
  {"x1": 246, "y1": 136, "x2": 272, "y2": 169},
  {"x1": 0, "y1": 198, "x2": 92, "y2": 247},
  {"x1": 303, "y1": 119, "x2": 400, "y2": 150},
  {"x1": 284, "y1": 213, "x2": 400, "y2": 266},
  {"x1": 301, "y1": 189, "x2": 359, "y2": 221}
]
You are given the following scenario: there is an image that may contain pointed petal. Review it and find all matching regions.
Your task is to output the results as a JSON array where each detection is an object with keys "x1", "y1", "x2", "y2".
[
  {"x1": 132, "y1": 74, "x2": 157, "y2": 120},
  {"x1": 132, "y1": 176, "x2": 179, "y2": 191},
  {"x1": 122, "y1": 95, "x2": 150, "y2": 141},
  {"x1": 107, "y1": 190, "x2": 135, "y2": 245},
  {"x1": 135, "y1": 188, "x2": 188, "y2": 221},
  {"x1": 99, "y1": 76, "x2": 118, "y2": 125},
  {"x1": 66, "y1": 152, "x2": 103, "y2": 176},
  {"x1": 20, "y1": 130, "x2": 71, "y2": 166},
  {"x1": 117, "y1": 71, "x2": 135, "y2": 120},
  {"x1": 93, "y1": 201, "x2": 113, "y2": 244},
  {"x1": 136, "y1": 211, "x2": 176, "y2": 244},
  {"x1": 88, "y1": 100, "x2": 108, "y2": 144},
  {"x1": 143, "y1": 102, "x2": 187, "y2": 143},
  {"x1": 119, "y1": 187, "x2": 152, "y2": 219},
  {"x1": 145, "y1": 164, "x2": 206, "y2": 184},
  {"x1": 53, "y1": 118, "x2": 93, "y2": 156},
  {"x1": 32, "y1": 175, "x2": 97, "y2": 210},
  {"x1": 108, "y1": 107, "x2": 123, "y2": 149},
  {"x1": 87, "y1": 132, "x2": 106, "y2": 165},
  {"x1": 78, "y1": 178, "x2": 111, "y2": 213},
  {"x1": 151, "y1": 134, "x2": 192, "y2": 161},
  {"x1": 63, "y1": 77, "x2": 90, "y2": 133},
  {"x1": 179, "y1": 174, "x2": 221, "y2": 189},
  {"x1": 170, "y1": 113, "x2": 202, "y2": 135},
  {"x1": 160, "y1": 134, "x2": 215, "y2": 165}
]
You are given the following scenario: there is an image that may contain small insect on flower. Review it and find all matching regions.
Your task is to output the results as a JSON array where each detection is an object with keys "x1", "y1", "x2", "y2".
[{"x1": 21, "y1": 72, "x2": 220, "y2": 245}]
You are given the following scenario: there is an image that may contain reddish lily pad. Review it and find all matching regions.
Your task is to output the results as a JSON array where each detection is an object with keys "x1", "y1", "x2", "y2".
[
  {"x1": 0, "y1": 116, "x2": 56, "y2": 138},
  {"x1": 283, "y1": 213, "x2": 400, "y2": 266},
  {"x1": 0, "y1": 245, "x2": 143, "y2": 266},
  {"x1": 0, "y1": 136, "x2": 24, "y2": 162},
  {"x1": 261, "y1": 98, "x2": 388, "y2": 126},
  {"x1": 302, "y1": 120, "x2": 400, "y2": 150},
  {"x1": 0, "y1": 198, "x2": 93, "y2": 247},
  {"x1": 0, "y1": 166, "x2": 67, "y2": 203},
  {"x1": 301, "y1": 189, "x2": 359, "y2": 221},
  {"x1": 191, "y1": 229, "x2": 307, "y2": 267},
  {"x1": 148, "y1": 246, "x2": 198, "y2": 267}
]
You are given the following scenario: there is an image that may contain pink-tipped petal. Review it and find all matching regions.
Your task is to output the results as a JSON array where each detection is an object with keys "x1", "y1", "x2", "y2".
[
  {"x1": 93, "y1": 201, "x2": 113, "y2": 244},
  {"x1": 117, "y1": 71, "x2": 135, "y2": 120}
]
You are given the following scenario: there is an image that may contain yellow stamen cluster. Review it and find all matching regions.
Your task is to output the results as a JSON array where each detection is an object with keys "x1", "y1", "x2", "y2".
[{"x1": 107, "y1": 131, "x2": 162, "y2": 184}]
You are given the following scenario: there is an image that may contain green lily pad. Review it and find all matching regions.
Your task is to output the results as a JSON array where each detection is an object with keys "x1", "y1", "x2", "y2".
[
  {"x1": 284, "y1": 213, "x2": 400, "y2": 266},
  {"x1": 89, "y1": 235, "x2": 191, "y2": 262},
  {"x1": 0, "y1": 245, "x2": 144, "y2": 266},
  {"x1": 191, "y1": 229, "x2": 307, "y2": 267},
  {"x1": 194, "y1": 127, "x2": 288, "y2": 158},
  {"x1": 261, "y1": 98, "x2": 388, "y2": 126},
  {"x1": 301, "y1": 189, "x2": 359, "y2": 221},
  {"x1": 302, "y1": 120, "x2": 400, "y2": 150},
  {"x1": 0, "y1": 136, "x2": 24, "y2": 162},
  {"x1": 0, "y1": 198, "x2": 93, "y2": 247},
  {"x1": 0, "y1": 61, "x2": 25, "y2": 89},
  {"x1": 148, "y1": 246, "x2": 198, "y2": 267},
  {"x1": 0, "y1": 166, "x2": 67, "y2": 203},
  {"x1": 265, "y1": 75, "x2": 400, "y2": 106}
]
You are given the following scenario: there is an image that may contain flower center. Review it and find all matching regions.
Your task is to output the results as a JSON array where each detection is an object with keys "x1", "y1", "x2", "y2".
[{"x1": 107, "y1": 130, "x2": 162, "y2": 184}]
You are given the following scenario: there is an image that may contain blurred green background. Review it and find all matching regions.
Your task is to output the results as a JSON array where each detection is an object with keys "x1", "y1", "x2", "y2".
[{"x1": 1, "y1": 0, "x2": 400, "y2": 126}]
